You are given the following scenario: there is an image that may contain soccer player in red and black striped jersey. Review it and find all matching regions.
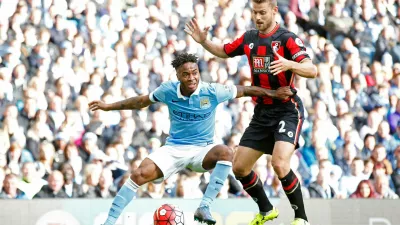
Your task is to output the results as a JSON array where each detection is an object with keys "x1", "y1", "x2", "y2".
[{"x1": 185, "y1": 0, "x2": 317, "y2": 224}]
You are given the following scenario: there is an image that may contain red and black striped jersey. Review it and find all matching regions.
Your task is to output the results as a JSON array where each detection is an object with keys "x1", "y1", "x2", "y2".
[{"x1": 223, "y1": 24, "x2": 310, "y2": 105}]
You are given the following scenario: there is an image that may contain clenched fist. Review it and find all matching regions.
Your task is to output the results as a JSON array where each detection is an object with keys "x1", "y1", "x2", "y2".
[{"x1": 275, "y1": 86, "x2": 295, "y2": 100}]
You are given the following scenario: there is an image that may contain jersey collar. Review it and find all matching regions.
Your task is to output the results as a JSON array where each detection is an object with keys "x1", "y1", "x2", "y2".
[
  {"x1": 259, "y1": 23, "x2": 279, "y2": 38},
  {"x1": 177, "y1": 81, "x2": 202, "y2": 99}
]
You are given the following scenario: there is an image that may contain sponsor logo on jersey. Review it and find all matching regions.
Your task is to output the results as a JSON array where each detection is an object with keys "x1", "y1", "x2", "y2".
[
  {"x1": 172, "y1": 110, "x2": 212, "y2": 121},
  {"x1": 252, "y1": 55, "x2": 271, "y2": 73}
]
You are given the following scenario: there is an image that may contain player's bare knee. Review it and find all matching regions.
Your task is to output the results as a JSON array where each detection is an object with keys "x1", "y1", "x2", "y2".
[
  {"x1": 232, "y1": 164, "x2": 250, "y2": 178},
  {"x1": 216, "y1": 145, "x2": 233, "y2": 162},
  {"x1": 271, "y1": 159, "x2": 289, "y2": 178},
  {"x1": 130, "y1": 170, "x2": 141, "y2": 185},
  {"x1": 131, "y1": 169, "x2": 150, "y2": 186}
]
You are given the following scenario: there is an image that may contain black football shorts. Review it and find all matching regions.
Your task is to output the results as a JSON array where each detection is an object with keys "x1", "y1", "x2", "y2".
[{"x1": 239, "y1": 95, "x2": 304, "y2": 155}]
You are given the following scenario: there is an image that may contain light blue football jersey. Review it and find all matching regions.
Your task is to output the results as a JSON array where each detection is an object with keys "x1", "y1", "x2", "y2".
[{"x1": 149, "y1": 81, "x2": 237, "y2": 146}]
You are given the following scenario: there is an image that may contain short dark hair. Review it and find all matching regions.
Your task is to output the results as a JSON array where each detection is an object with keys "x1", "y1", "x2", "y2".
[
  {"x1": 252, "y1": 0, "x2": 277, "y2": 6},
  {"x1": 318, "y1": 159, "x2": 331, "y2": 167},
  {"x1": 364, "y1": 133, "x2": 375, "y2": 141},
  {"x1": 364, "y1": 158, "x2": 374, "y2": 165},
  {"x1": 5, "y1": 173, "x2": 17, "y2": 180},
  {"x1": 171, "y1": 52, "x2": 198, "y2": 70},
  {"x1": 352, "y1": 157, "x2": 362, "y2": 163}
]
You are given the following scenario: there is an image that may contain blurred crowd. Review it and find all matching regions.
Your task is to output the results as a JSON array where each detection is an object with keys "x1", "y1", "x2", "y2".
[{"x1": 0, "y1": 0, "x2": 399, "y2": 200}]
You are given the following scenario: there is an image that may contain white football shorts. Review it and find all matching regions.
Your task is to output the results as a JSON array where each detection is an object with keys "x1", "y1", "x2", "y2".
[{"x1": 147, "y1": 144, "x2": 217, "y2": 180}]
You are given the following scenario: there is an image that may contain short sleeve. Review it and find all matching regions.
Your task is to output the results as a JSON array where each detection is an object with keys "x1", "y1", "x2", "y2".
[
  {"x1": 211, "y1": 83, "x2": 237, "y2": 103},
  {"x1": 149, "y1": 82, "x2": 171, "y2": 103},
  {"x1": 224, "y1": 32, "x2": 246, "y2": 57},
  {"x1": 284, "y1": 33, "x2": 310, "y2": 63}
]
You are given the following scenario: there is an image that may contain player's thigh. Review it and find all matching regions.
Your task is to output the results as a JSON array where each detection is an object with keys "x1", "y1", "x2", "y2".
[
  {"x1": 201, "y1": 144, "x2": 233, "y2": 170},
  {"x1": 235, "y1": 122, "x2": 274, "y2": 175},
  {"x1": 232, "y1": 146, "x2": 264, "y2": 177},
  {"x1": 187, "y1": 144, "x2": 218, "y2": 172},
  {"x1": 272, "y1": 114, "x2": 303, "y2": 166},
  {"x1": 271, "y1": 141, "x2": 296, "y2": 164},
  {"x1": 146, "y1": 146, "x2": 185, "y2": 181},
  {"x1": 239, "y1": 107, "x2": 278, "y2": 154},
  {"x1": 131, "y1": 158, "x2": 164, "y2": 185},
  {"x1": 273, "y1": 95, "x2": 304, "y2": 149}
]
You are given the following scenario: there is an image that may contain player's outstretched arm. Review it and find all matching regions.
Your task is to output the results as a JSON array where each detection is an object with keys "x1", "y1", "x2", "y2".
[
  {"x1": 235, "y1": 86, "x2": 294, "y2": 100},
  {"x1": 185, "y1": 18, "x2": 229, "y2": 58},
  {"x1": 88, "y1": 95, "x2": 153, "y2": 111}
]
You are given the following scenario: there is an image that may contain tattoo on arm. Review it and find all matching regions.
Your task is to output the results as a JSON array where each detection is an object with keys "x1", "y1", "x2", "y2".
[{"x1": 109, "y1": 96, "x2": 150, "y2": 110}]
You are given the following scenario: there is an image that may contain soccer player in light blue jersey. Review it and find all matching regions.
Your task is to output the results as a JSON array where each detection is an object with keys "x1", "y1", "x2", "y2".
[{"x1": 88, "y1": 53, "x2": 294, "y2": 225}]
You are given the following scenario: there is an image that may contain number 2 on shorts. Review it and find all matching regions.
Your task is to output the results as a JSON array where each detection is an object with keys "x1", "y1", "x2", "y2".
[{"x1": 278, "y1": 121, "x2": 286, "y2": 133}]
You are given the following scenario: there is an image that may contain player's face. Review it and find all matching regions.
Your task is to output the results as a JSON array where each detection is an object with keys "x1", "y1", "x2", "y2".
[
  {"x1": 251, "y1": 1, "x2": 278, "y2": 33},
  {"x1": 177, "y1": 62, "x2": 200, "y2": 95}
]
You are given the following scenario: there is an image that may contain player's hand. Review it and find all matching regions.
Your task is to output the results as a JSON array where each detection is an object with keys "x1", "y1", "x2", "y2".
[
  {"x1": 270, "y1": 47, "x2": 293, "y2": 75},
  {"x1": 88, "y1": 100, "x2": 110, "y2": 111},
  {"x1": 184, "y1": 18, "x2": 210, "y2": 44},
  {"x1": 274, "y1": 86, "x2": 294, "y2": 100}
]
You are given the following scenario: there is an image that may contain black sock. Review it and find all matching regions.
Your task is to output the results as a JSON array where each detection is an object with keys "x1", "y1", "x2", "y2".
[
  {"x1": 280, "y1": 169, "x2": 307, "y2": 221},
  {"x1": 237, "y1": 170, "x2": 273, "y2": 213}
]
